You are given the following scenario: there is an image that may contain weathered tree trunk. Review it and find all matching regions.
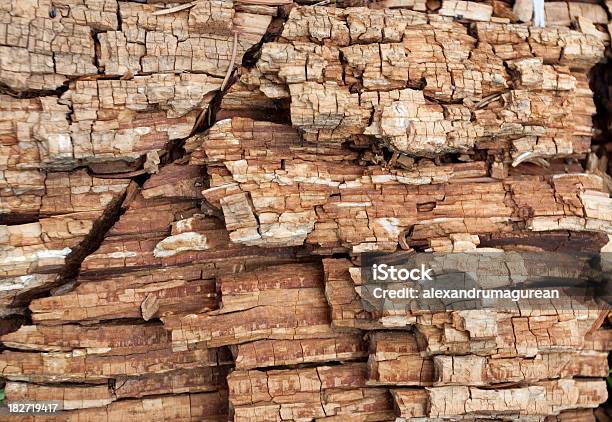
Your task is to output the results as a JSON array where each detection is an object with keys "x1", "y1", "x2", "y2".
[{"x1": 0, "y1": 0, "x2": 611, "y2": 420}]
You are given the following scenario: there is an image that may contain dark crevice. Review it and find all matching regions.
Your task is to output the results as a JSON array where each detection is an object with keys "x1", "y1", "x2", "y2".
[
  {"x1": 212, "y1": 7, "x2": 291, "y2": 126},
  {"x1": 0, "y1": 81, "x2": 69, "y2": 99},
  {"x1": 407, "y1": 76, "x2": 427, "y2": 91},
  {"x1": 589, "y1": 61, "x2": 612, "y2": 145},
  {"x1": 0, "y1": 213, "x2": 41, "y2": 226},
  {"x1": 192, "y1": 87, "x2": 225, "y2": 138},
  {"x1": 241, "y1": 5, "x2": 293, "y2": 69},
  {"x1": 422, "y1": 93, "x2": 465, "y2": 105},
  {"x1": 0, "y1": 316, "x2": 26, "y2": 353},
  {"x1": 116, "y1": 2, "x2": 123, "y2": 31},
  {"x1": 237, "y1": 358, "x2": 368, "y2": 373},
  {"x1": 217, "y1": 96, "x2": 292, "y2": 124},
  {"x1": 339, "y1": 50, "x2": 347, "y2": 85},
  {"x1": 39, "y1": 188, "x2": 130, "y2": 298},
  {"x1": 92, "y1": 30, "x2": 103, "y2": 73},
  {"x1": 1, "y1": 186, "x2": 130, "y2": 318},
  {"x1": 479, "y1": 230, "x2": 609, "y2": 254},
  {"x1": 360, "y1": 141, "x2": 486, "y2": 170},
  {"x1": 159, "y1": 138, "x2": 188, "y2": 167},
  {"x1": 8, "y1": 380, "x2": 108, "y2": 388},
  {"x1": 329, "y1": 251, "x2": 353, "y2": 260}
]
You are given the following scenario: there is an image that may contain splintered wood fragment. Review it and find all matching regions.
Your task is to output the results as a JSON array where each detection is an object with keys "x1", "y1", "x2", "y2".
[
  {"x1": 512, "y1": 152, "x2": 551, "y2": 168},
  {"x1": 221, "y1": 31, "x2": 239, "y2": 91},
  {"x1": 30, "y1": 264, "x2": 217, "y2": 324},
  {"x1": 152, "y1": 1, "x2": 197, "y2": 15},
  {"x1": 141, "y1": 294, "x2": 160, "y2": 321},
  {"x1": 228, "y1": 363, "x2": 395, "y2": 421},
  {"x1": 586, "y1": 305, "x2": 611, "y2": 335},
  {"x1": 188, "y1": 118, "x2": 611, "y2": 252}
]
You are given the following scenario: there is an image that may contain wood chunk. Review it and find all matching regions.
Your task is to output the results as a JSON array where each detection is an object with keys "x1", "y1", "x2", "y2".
[
  {"x1": 547, "y1": 409, "x2": 598, "y2": 422},
  {"x1": 0, "y1": 77, "x2": 218, "y2": 212},
  {"x1": 29, "y1": 264, "x2": 216, "y2": 324},
  {"x1": 576, "y1": 16, "x2": 610, "y2": 43},
  {"x1": 324, "y1": 258, "x2": 380, "y2": 330},
  {"x1": 0, "y1": 96, "x2": 70, "y2": 217},
  {"x1": 323, "y1": 256, "x2": 610, "y2": 365},
  {"x1": 427, "y1": 380, "x2": 608, "y2": 418},
  {"x1": 192, "y1": 119, "x2": 612, "y2": 251},
  {"x1": 475, "y1": 71, "x2": 596, "y2": 159},
  {"x1": 0, "y1": 176, "x2": 129, "y2": 311},
  {"x1": 566, "y1": 3, "x2": 608, "y2": 25},
  {"x1": 141, "y1": 163, "x2": 205, "y2": 200},
  {"x1": 0, "y1": 95, "x2": 71, "y2": 166},
  {"x1": 391, "y1": 389, "x2": 429, "y2": 418},
  {"x1": 228, "y1": 363, "x2": 395, "y2": 421},
  {"x1": 5, "y1": 382, "x2": 114, "y2": 410},
  {"x1": 97, "y1": 1, "x2": 270, "y2": 77},
  {"x1": 111, "y1": 367, "x2": 228, "y2": 399},
  {"x1": 434, "y1": 352, "x2": 609, "y2": 385},
  {"x1": 40, "y1": 171, "x2": 131, "y2": 216},
  {"x1": 64, "y1": 75, "x2": 221, "y2": 166},
  {"x1": 79, "y1": 177, "x2": 302, "y2": 275},
  {"x1": 216, "y1": 262, "x2": 322, "y2": 312},
  {"x1": 21, "y1": 392, "x2": 228, "y2": 422},
  {"x1": 140, "y1": 293, "x2": 160, "y2": 321},
  {"x1": 0, "y1": 323, "x2": 230, "y2": 383},
  {"x1": 513, "y1": 0, "x2": 534, "y2": 23},
  {"x1": 0, "y1": 0, "x2": 116, "y2": 91},
  {"x1": 0, "y1": 211, "x2": 110, "y2": 278},
  {"x1": 395, "y1": 385, "x2": 607, "y2": 420},
  {"x1": 416, "y1": 309, "x2": 609, "y2": 358},
  {"x1": 253, "y1": 6, "x2": 604, "y2": 154},
  {"x1": 585, "y1": 328, "x2": 612, "y2": 352},
  {"x1": 367, "y1": 332, "x2": 434, "y2": 385},
  {"x1": 162, "y1": 263, "x2": 339, "y2": 350},
  {"x1": 233, "y1": 335, "x2": 367, "y2": 369},
  {"x1": 5, "y1": 376, "x2": 227, "y2": 409},
  {"x1": 380, "y1": 0, "x2": 428, "y2": 10},
  {"x1": 0, "y1": 0, "x2": 272, "y2": 91}
]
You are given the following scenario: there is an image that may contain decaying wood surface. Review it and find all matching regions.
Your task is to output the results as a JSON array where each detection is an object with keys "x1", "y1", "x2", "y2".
[{"x1": 0, "y1": 0, "x2": 611, "y2": 420}]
